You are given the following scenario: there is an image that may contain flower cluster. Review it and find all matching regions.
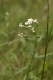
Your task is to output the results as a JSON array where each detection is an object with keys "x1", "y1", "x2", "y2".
[
  {"x1": 25, "y1": 18, "x2": 38, "y2": 25},
  {"x1": 18, "y1": 33, "x2": 23, "y2": 37},
  {"x1": 18, "y1": 18, "x2": 38, "y2": 37},
  {"x1": 19, "y1": 23, "x2": 24, "y2": 27}
]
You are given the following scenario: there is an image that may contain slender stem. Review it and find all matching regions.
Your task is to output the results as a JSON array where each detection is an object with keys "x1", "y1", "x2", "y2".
[
  {"x1": 26, "y1": 40, "x2": 37, "y2": 80},
  {"x1": 41, "y1": 0, "x2": 49, "y2": 80},
  {"x1": 37, "y1": 50, "x2": 40, "y2": 77},
  {"x1": 48, "y1": 23, "x2": 53, "y2": 41},
  {"x1": 26, "y1": 25, "x2": 38, "y2": 80},
  {"x1": 26, "y1": 52, "x2": 35, "y2": 80},
  {"x1": 47, "y1": 22, "x2": 53, "y2": 80}
]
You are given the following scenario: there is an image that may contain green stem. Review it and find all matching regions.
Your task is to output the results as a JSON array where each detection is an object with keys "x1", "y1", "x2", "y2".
[
  {"x1": 26, "y1": 25, "x2": 38, "y2": 80},
  {"x1": 41, "y1": 0, "x2": 49, "y2": 80},
  {"x1": 48, "y1": 23, "x2": 53, "y2": 41},
  {"x1": 26, "y1": 53, "x2": 35, "y2": 80},
  {"x1": 37, "y1": 53, "x2": 39, "y2": 77}
]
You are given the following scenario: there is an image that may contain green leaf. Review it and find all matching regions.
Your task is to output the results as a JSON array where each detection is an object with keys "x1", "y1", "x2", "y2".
[
  {"x1": 14, "y1": 64, "x2": 29, "y2": 75},
  {"x1": 9, "y1": 30, "x2": 15, "y2": 34},
  {"x1": 10, "y1": 52, "x2": 18, "y2": 62},
  {"x1": 29, "y1": 72, "x2": 40, "y2": 80},
  {"x1": 37, "y1": 34, "x2": 44, "y2": 42},
  {"x1": 26, "y1": 37, "x2": 35, "y2": 43},
  {"x1": 1, "y1": 31, "x2": 8, "y2": 38},
  {"x1": 34, "y1": 53, "x2": 53, "y2": 59},
  {"x1": 27, "y1": 49, "x2": 35, "y2": 58},
  {"x1": 8, "y1": 39, "x2": 18, "y2": 45}
]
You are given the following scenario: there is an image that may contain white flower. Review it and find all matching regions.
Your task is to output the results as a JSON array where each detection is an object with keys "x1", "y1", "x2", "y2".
[
  {"x1": 33, "y1": 19, "x2": 38, "y2": 23},
  {"x1": 31, "y1": 28, "x2": 35, "y2": 32},
  {"x1": 27, "y1": 18, "x2": 33, "y2": 24},
  {"x1": 25, "y1": 22, "x2": 28, "y2": 25},
  {"x1": 25, "y1": 18, "x2": 38, "y2": 25},
  {"x1": 18, "y1": 34, "x2": 20, "y2": 36},
  {"x1": 25, "y1": 18, "x2": 33, "y2": 25},
  {"x1": 21, "y1": 33, "x2": 23, "y2": 35},
  {"x1": 33, "y1": 19, "x2": 37, "y2": 22},
  {"x1": 18, "y1": 33, "x2": 23, "y2": 37},
  {"x1": 19, "y1": 23, "x2": 23, "y2": 27},
  {"x1": 28, "y1": 18, "x2": 33, "y2": 21}
]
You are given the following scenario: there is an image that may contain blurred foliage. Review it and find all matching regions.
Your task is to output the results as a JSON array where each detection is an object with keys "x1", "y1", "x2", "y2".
[{"x1": 0, "y1": 0, "x2": 53, "y2": 80}]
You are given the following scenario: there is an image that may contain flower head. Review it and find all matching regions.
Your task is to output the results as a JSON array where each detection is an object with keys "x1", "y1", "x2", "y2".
[
  {"x1": 25, "y1": 22, "x2": 29, "y2": 25},
  {"x1": 25, "y1": 18, "x2": 38, "y2": 25},
  {"x1": 25, "y1": 18, "x2": 33, "y2": 25},
  {"x1": 18, "y1": 33, "x2": 23, "y2": 37},
  {"x1": 19, "y1": 23, "x2": 23, "y2": 27},
  {"x1": 31, "y1": 28, "x2": 35, "y2": 32},
  {"x1": 33, "y1": 19, "x2": 38, "y2": 23},
  {"x1": 27, "y1": 18, "x2": 33, "y2": 24}
]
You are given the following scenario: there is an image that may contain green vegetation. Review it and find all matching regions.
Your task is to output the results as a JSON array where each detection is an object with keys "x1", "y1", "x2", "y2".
[{"x1": 0, "y1": 0, "x2": 53, "y2": 80}]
